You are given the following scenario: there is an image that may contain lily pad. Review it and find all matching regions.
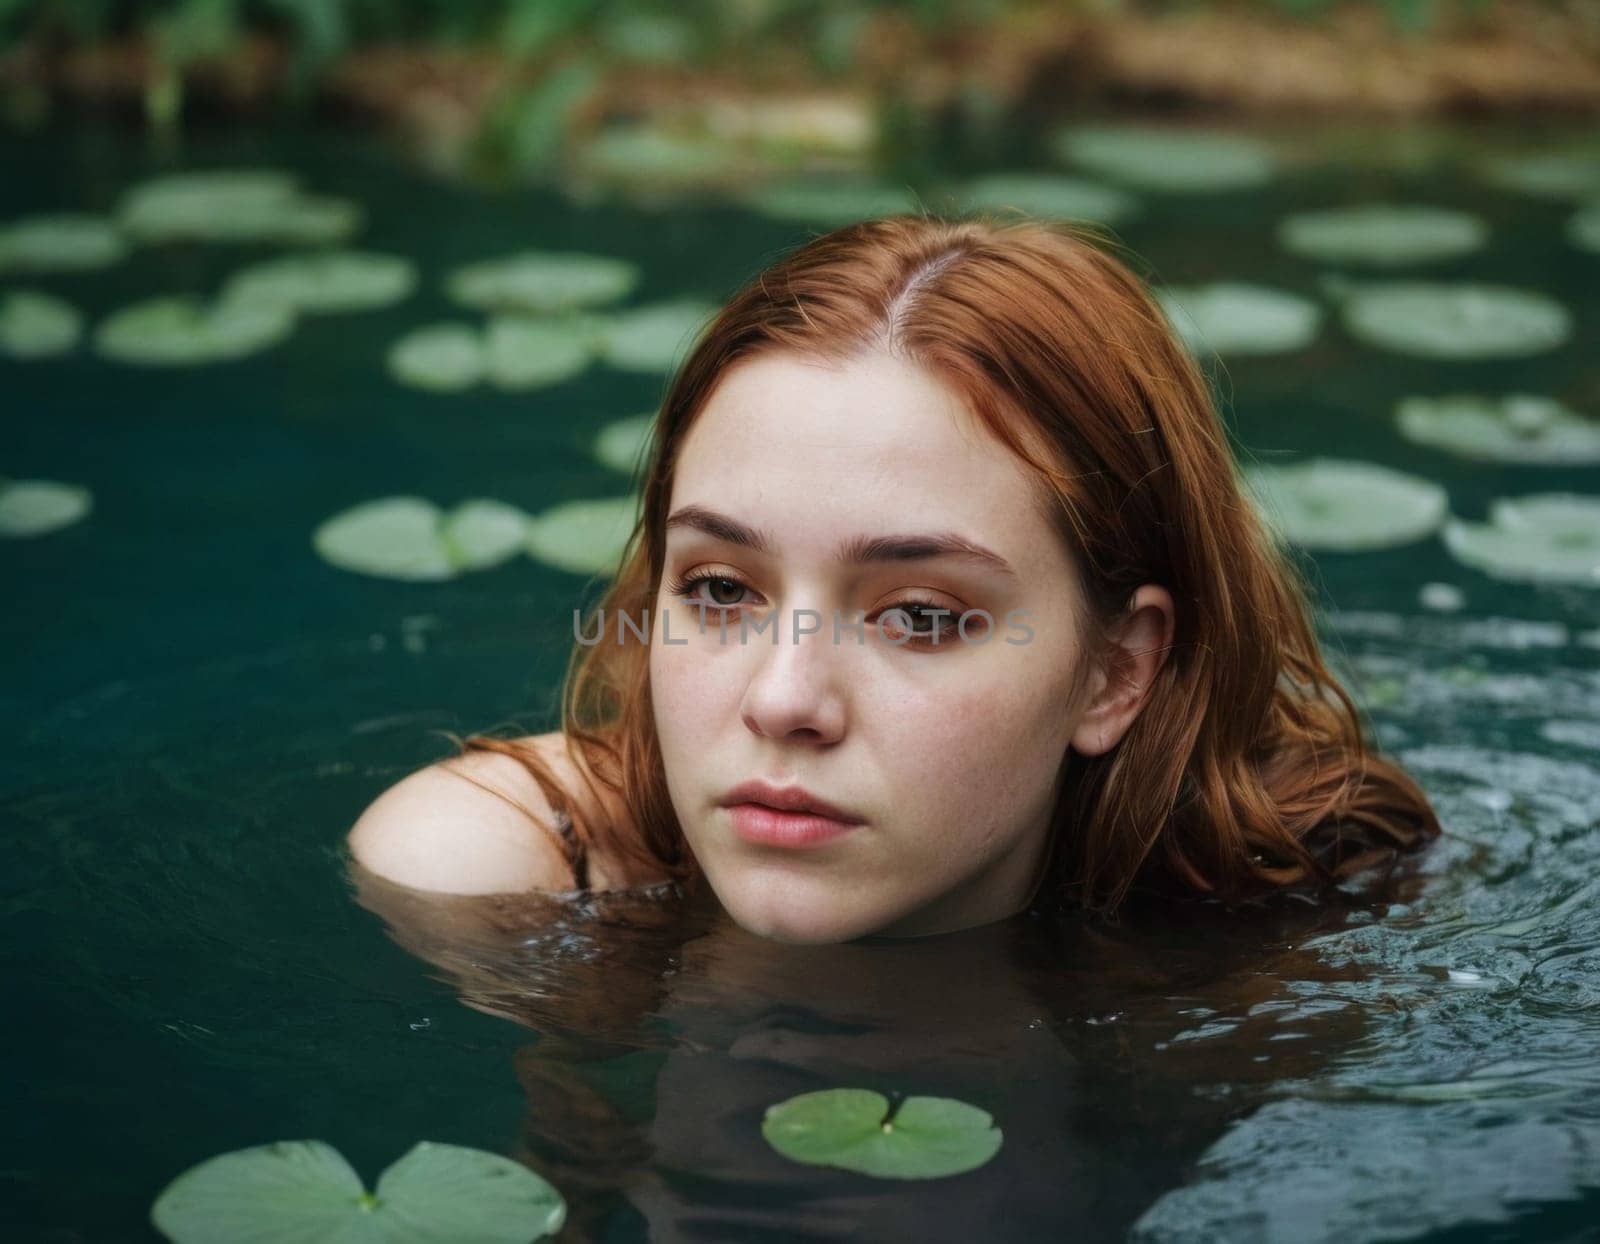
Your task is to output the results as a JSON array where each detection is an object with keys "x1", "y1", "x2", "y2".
[
  {"x1": 150, "y1": 1139, "x2": 565, "y2": 1243},
  {"x1": 118, "y1": 169, "x2": 362, "y2": 245},
  {"x1": 1051, "y1": 124, "x2": 1276, "y2": 193},
  {"x1": 1443, "y1": 494, "x2": 1600, "y2": 587},
  {"x1": 0, "y1": 478, "x2": 92, "y2": 538},
  {"x1": 740, "y1": 181, "x2": 922, "y2": 227},
  {"x1": 1568, "y1": 203, "x2": 1600, "y2": 254},
  {"x1": 313, "y1": 496, "x2": 532, "y2": 581},
  {"x1": 1480, "y1": 151, "x2": 1600, "y2": 201},
  {"x1": 762, "y1": 1088, "x2": 1003, "y2": 1180},
  {"x1": 223, "y1": 251, "x2": 417, "y2": 314},
  {"x1": 1156, "y1": 283, "x2": 1322, "y2": 357},
  {"x1": 944, "y1": 173, "x2": 1137, "y2": 225},
  {"x1": 0, "y1": 290, "x2": 83, "y2": 358},
  {"x1": 1324, "y1": 277, "x2": 1571, "y2": 359},
  {"x1": 525, "y1": 496, "x2": 639, "y2": 577},
  {"x1": 598, "y1": 299, "x2": 717, "y2": 374},
  {"x1": 486, "y1": 315, "x2": 597, "y2": 389},
  {"x1": 0, "y1": 213, "x2": 127, "y2": 272},
  {"x1": 1277, "y1": 204, "x2": 1488, "y2": 266},
  {"x1": 387, "y1": 323, "x2": 486, "y2": 392},
  {"x1": 447, "y1": 251, "x2": 640, "y2": 314},
  {"x1": 94, "y1": 295, "x2": 294, "y2": 366},
  {"x1": 1396, "y1": 394, "x2": 1600, "y2": 465},
  {"x1": 572, "y1": 124, "x2": 750, "y2": 194},
  {"x1": 1244, "y1": 457, "x2": 1448, "y2": 552},
  {"x1": 595, "y1": 413, "x2": 658, "y2": 475}
]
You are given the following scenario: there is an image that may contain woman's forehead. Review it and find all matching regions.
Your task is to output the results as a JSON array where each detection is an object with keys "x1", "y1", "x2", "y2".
[{"x1": 670, "y1": 351, "x2": 1054, "y2": 553}]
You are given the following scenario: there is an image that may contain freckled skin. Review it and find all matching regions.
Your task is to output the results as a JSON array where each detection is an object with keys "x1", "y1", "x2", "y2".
[{"x1": 650, "y1": 349, "x2": 1097, "y2": 944}]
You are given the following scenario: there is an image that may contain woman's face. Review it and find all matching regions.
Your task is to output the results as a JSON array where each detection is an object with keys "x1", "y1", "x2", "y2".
[{"x1": 650, "y1": 348, "x2": 1096, "y2": 944}]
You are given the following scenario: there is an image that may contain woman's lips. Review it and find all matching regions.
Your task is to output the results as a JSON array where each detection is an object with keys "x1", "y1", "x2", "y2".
[{"x1": 727, "y1": 803, "x2": 862, "y2": 848}]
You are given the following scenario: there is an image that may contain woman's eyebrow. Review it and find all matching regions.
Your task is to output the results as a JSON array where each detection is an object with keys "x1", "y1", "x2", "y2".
[{"x1": 664, "y1": 504, "x2": 1018, "y2": 578}]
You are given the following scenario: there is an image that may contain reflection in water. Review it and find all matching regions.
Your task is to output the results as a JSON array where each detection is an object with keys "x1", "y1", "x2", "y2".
[{"x1": 350, "y1": 859, "x2": 1419, "y2": 1242}]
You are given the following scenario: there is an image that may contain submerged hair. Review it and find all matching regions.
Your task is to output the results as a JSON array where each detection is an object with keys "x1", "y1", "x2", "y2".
[{"x1": 459, "y1": 213, "x2": 1440, "y2": 914}]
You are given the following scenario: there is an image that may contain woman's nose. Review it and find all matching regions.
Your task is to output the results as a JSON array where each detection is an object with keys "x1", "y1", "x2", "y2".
[{"x1": 738, "y1": 608, "x2": 848, "y2": 745}]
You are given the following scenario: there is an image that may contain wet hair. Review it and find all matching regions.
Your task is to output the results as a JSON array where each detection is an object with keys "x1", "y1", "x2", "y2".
[{"x1": 461, "y1": 212, "x2": 1440, "y2": 915}]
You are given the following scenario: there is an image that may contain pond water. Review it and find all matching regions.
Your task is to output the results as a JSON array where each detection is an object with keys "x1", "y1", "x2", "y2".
[{"x1": 5, "y1": 116, "x2": 1599, "y2": 1242}]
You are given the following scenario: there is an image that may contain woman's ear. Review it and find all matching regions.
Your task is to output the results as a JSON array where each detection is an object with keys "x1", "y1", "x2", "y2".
[{"x1": 1069, "y1": 584, "x2": 1176, "y2": 758}]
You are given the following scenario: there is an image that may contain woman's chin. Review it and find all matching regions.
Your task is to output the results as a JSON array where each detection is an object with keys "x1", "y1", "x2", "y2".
[{"x1": 709, "y1": 870, "x2": 888, "y2": 946}]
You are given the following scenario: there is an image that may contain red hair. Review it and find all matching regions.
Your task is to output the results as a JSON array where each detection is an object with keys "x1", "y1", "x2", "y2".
[{"x1": 461, "y1": 213, "x2": 1440, "y2": 914}]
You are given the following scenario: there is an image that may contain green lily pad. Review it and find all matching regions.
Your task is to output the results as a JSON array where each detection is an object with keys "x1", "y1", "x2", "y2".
[
  {"x1": 222, "y1": 251, "x2": 417, "y2": 314},
  {"x1": 1051, "y1": 124, "x2": 1276, "y2": 192},
  {"x1": 118, "y1": 169, "x2": 362, "y2": 245},
  {"x1": 1396, "y1": 394, "x2": 1600, "y2": 465},
  {"x1": 150, "y1": 1139, "x2": 565, "y2": 1243},
  {"x1": 598, "y1": 299, "x2": 717, "y2": 374},
  {"x1": 446, "y1": 251, "x2": 640, "y2": 314},
  {"x1": 486, "y1": 315, "x2": 597, "y2": 389},
  {"x1": 94, "y1": 295, "x2": 294, "y2": 366},
  {"x1": 387, "y1": 323, "x2": 486, "y2": 392},
  {"x1": 313, "y1": 496, "x2": 533, "y2": 581},
  {"x1": 0, "y1": 290, "x2": 83, "y2": 358},
  {"x1": 0, "y1": 478, "x2": 92, "y2": 538},
  {"x1": 762, "y1": 1089, "x2": 1003, "y2": 1180},
  {"x1": 1156, "y1": 283, "x2": 1322, "y2": 357},
  {"x1": 1480, "y1": 150, "x2": 1600, "y2": 201},
  {"x1": 1568, "y1": 203, "x2": 1600, "y2": 254},
  {"x1": 740, "y1": 181, "x2": 922, "y2": 227},
  {"x1": 1324, "y1": 277, "x2": 1571, "y2": 359},
  {"x1": 595, "y1": 413, "x2": 658, "y2": 475},
  {"x1": 944, "y1": 173, "x2": 1138, "y2": 225},
  {"x1": 1277, "y1": 204, "x2": 1488, "y2": 266},
  {"x1": 1244, "y1": 457, "x2": 1448, "y2": 551},
  {"x1": 573, "y1": 125, "x2": 750, "y2": 194},
  {"x1": 1443, "y1": 494, "x2": 1600, "y2": 587},
  {"x1": 525, "y1": 496, "x2": 639, "y2": 577},
  {"x1": 0, "y1": 213, "x2": 127, "y2": 272}
]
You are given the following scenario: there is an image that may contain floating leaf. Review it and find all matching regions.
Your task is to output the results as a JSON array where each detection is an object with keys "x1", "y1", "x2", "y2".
[
  {"x1": 595, "y1": 413, "x2": 657, "y2": 475},
  {"x1": 447, "y1": 251, "x2": 640, "y2": 314},
  {"x1": 573, "y1": 125, "x2": 749, "y2": 194},
  {"x1": 94, "y1": 295, "x2": 294, "y2": 366},
  {"x1": 1244, "y1": 458, "x2": 1448, "y2": 551},
  {"x1": 314, "y1": 496, "x2": 532, "y2": 581},
  {"x1": 150, "y1": 1139, "x2": 565, "y2": 1244},
  {"x1": 485, "y1": 315, "x2": 596, "y2": 389},
  {"x1": 0, "y1": 290, "x2": 83, "y2": 358},
  {"x1": 1568, "y1": 203, "x2": 1600, "y2": 254},
  {"x1": 944, "y1": 173, "x2": 1137, "y2": 225},
  {"x1": 1051, "y1": 125, "x2": 1276, "y2": 192},
  {"x1": 1443, "y1": 494, "x2": 1600, "y2": 587},
  {"x1": 0, "y1": 213, "x2": 127, "y2": 272},
  {"x1": 1396, "y1": 394, "x2": 1600, "y2": 465},
  {"x1": 1480, "y1": 150, "x2": 1600, "y2": 201},
  {"x1": 525, "y1": 496, "x2": 639, "y2": 576},
  {"x1": 741, "y1": 181, "x2": 921, "y2": 226},
  {"x1": 118, "y1": 169, "x2": 362, "y2": 245},
  {"x1": 1325, "y1": 278, "x2": 1571, "y2": 359},
  {"x1": 223, "y1": 250, "x2": 417, "y2": 314},
  {"x1": 762, "y1": 1089, "x2": 1003, "y2": 1180},
  {"x1": 387, "y1": 323, "x2": 486, "y2": 392},
  {"x1": 598, "y1": 299, "x2": 717, "y2": 373},
  {"x1": 0, "y1": 478, "x2": 92, "y2": 538},
  {"x1": 1277, "y1": 204, "x2": 1487, "y2": 266},
  {"x1": 1156, "y1": 283, "x2": 1322, "y2": 357},
  {"x1": 442, "y1": 499, "x2": 536, "y2": 570}
]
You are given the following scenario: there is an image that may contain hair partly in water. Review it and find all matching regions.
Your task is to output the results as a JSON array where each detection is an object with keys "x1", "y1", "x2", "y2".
[{"x1": 456, "y1": 212, "x2": 1440, "y2": 915}]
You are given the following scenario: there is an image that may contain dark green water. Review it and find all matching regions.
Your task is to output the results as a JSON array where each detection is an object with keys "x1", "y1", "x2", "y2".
[{"x1": 5, "y1": 118, "x2": 1599, "y2": 1242}]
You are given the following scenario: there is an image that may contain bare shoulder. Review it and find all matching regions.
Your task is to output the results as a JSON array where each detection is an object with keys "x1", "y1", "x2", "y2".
[{"x1": 346, "y1": 732, "x2": 580, "y2": 896}]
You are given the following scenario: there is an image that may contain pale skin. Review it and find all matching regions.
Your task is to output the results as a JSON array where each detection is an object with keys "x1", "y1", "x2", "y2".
[{"x1": 347, "y1": 347, "x2": 1175, "y2": 942}]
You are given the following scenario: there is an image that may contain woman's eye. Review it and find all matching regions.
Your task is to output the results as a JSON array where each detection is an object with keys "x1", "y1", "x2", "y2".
[
  {"x1": 681, "y1": 575, "x2": 748, "y2": 607},
  {"x1": 877, "y1": 602, "x2": 965, "y2": 642}
]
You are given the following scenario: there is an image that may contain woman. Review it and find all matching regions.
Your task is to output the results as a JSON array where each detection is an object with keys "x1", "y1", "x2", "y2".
[{"x1": 347, "y1": 212, "x2": 1441, "y2": 944}]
